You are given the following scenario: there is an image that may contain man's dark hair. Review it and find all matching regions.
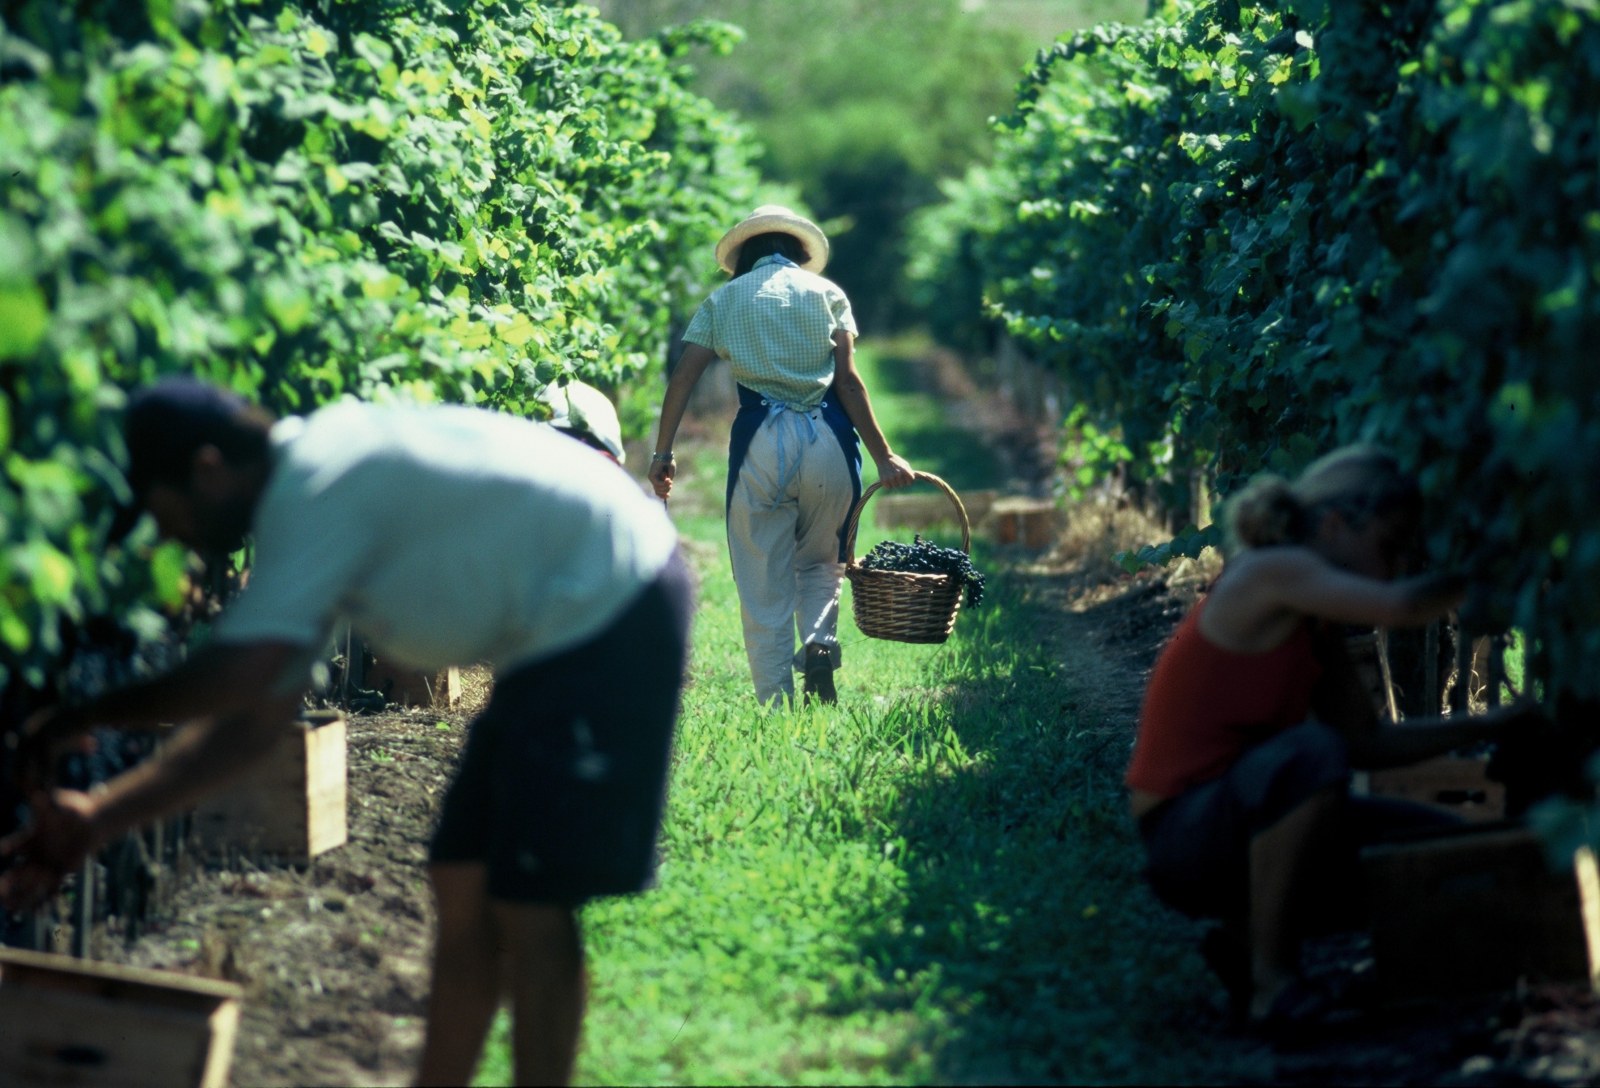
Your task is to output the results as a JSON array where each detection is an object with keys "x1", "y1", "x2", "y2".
[
  {"x1": 124, "y1": 378, "x2": 275, "y2": 496},
  {"x1": 734, "y1": 231, "x2": 810, "y2": 277}
]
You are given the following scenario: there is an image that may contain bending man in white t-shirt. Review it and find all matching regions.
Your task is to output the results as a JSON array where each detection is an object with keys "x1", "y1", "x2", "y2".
[{"x1": 0, "y1": 377, "x2": 691, "y2": 1087}]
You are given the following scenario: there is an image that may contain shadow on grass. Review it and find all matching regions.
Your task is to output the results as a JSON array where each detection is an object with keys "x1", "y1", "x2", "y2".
[
  {"x1": 837, "y1": 567, "x2": 1266, "y2": 1084},
  {"x1": 838, "y1": 341, "x2": 1265, "y2": 1081}
]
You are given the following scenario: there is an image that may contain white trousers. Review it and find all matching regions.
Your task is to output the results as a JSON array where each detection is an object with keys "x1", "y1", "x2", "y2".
[{"x1": 727, "y1": 405, "x2": 855, "y2": 706}]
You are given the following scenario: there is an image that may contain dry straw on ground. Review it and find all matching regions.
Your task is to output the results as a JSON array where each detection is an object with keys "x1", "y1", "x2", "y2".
[
  {"x1": 1048, "y1": 495, "x2": 1221, "y2": 606},
  {"x1": 453, "y1": 664, "x2": 493, "y2": 716}
]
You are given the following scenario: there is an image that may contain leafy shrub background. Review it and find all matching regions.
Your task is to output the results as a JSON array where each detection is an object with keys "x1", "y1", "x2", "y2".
[
  {"x1": 593, "y1": 0, "x2": 1150, "y2": 329},
  {"x1": 0, "y1": 0, "x2": 768, "y2": 694},
  {"x1": 909, "y1": 0, "x2": 1600, "y2": 702}
]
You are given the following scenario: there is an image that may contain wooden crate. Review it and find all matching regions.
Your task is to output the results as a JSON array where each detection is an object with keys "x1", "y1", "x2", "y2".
[
  {"x1": 364, "y1": 658, "x2": 461, "y2": 708},
  {"x1": 1366, "y1": 753, "x2": 1507, "y2": 823},
  {"x1": 0, "y1": 946, "x2": 242, "y2": 1088},
  {"x1": 1362, "y1": 825, "x2": 1600, "y2": 1004},
  {"x1": 193, "y1": 711, "x2": 347, "y2": 862},
  {"x1": 987, "y1": 497, "x2": 1058, "y2": 549}
]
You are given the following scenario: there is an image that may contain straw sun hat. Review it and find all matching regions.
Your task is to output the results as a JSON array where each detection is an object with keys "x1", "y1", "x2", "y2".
[{"x1": 715, "y1": 205, "x2": 830, "y2": 275}]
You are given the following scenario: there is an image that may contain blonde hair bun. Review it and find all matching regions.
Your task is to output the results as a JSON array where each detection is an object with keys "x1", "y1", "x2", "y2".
[{"x1": 1223, "y1": 445, "x2": 1418, "y2": 553}]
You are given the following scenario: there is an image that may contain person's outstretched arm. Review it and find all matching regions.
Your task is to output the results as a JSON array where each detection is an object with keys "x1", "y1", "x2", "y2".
[
  {"x1": 649, "y1": 343, "x2": 715, "y2": 501},
  {"x1": 1, "y1": 640, "x2": 308, "y2": 909},
  {"x1": 19, "y1": 641, "x2": 302, "y2": 742},
  {"x1": 830, "y1": 330, "x2": 914, "y2": 489},
  {"x1": 1311, "y1": 627, "x2": 1544, "y2": 769}
]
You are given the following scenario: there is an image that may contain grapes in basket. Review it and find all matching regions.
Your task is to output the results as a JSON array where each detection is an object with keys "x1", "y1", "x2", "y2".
[{"x1": 860, "y1": 535, "x2": 986, "y2": 607}]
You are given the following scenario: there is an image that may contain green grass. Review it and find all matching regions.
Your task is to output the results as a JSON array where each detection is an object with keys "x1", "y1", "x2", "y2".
[
  {"x1": 473, "y1": 343, "x2": 1260, "y2": 1085},
  {"x1": 852, "y1": 340, "x2": 1008, "y2": 496}
]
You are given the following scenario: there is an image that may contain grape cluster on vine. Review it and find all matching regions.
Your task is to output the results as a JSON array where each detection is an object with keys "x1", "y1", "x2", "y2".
[{"x1": 860, "y1": 535, "x2": 986, "y2": 607}]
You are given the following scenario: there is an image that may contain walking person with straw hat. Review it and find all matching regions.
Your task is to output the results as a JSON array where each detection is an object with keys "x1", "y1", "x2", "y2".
[{"x1": 649, "y1": 205, "x2": 915, "y2": 706}]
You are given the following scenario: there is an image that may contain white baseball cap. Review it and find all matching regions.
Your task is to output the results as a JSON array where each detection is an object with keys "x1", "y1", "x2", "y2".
[{"x1": 540, "y1": 380, "x2": 625, "y2": 463}]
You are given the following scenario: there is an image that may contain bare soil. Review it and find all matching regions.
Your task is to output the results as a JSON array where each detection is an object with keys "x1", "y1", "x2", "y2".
[
  {"x1": 44, "y1": 343, "x2": 1600, "y2": 1085},
  {"x1": 93, "y1": 706, "x2": 470, "y2": 1087}
]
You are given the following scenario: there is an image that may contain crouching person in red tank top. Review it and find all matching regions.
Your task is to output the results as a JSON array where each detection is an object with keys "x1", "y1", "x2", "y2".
[{"x1": 1125, "y1": 446, "x2": 1537, "y2": 1037}]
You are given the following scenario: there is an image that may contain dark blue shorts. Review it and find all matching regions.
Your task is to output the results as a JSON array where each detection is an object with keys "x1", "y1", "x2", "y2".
[
  {"x1": 1139, "y1": 721, "x2": 1458, "y2": 922},
  {"x1": 429, "y1": 549, "x2": 693, "y2": 905}
]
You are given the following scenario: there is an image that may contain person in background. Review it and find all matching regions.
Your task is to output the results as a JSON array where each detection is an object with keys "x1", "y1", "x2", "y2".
[
  {"x1": 1125, "y1": 445, "x2": 1537, "y2": 1035},
  {"x1": 648, "y1": 205, "x2": 914, "y2": 707},
  {"x1": 540, "y1": 379, "x2": 627, "y2": 466},
  {"x1": 1, "y1": 378, "x2": 691, "y2": 1086}
]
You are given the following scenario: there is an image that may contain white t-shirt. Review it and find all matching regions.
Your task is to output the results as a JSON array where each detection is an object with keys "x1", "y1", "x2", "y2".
[{"x1": 211, "y1": 400, "x2": 678, "y2": 673}]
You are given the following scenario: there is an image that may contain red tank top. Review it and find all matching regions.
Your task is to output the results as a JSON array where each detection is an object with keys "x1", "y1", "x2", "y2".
[{"x1": 1125, "y1": 598, "x2": 1323, "y2": 799}]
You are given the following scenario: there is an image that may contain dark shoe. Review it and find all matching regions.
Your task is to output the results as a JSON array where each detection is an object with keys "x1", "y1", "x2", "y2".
[
  {"x1": 1249, "y1": 975, "x2": 1338, "y2": 1043},
  {"x1": 1200, "y1": 925, "x2": 1252, "y2": 1023},
  {"x1": 802, "y1": 645, "x2": 837, "y2": 706}
]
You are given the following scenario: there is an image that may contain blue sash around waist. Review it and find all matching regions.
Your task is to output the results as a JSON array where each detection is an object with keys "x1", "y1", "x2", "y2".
[{"x1": 727, "y1": 383, "x2": 862, "y2": 563}]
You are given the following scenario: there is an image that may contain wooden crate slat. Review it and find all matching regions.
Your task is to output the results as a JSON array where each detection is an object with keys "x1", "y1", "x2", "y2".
[
  {"x1": 364, "y1": 658, "x2": 461, "y2": 708},
  {"x1": 304, "y1": 713, "x2": 350, "y2": 857},
  {"x1": 0, "y1": 947, "x2": 241, "y2": 1088},
  {"x1": 1362, "y1": 826, "x2": 1596, "y2": 1004},
  {"x1": 193, "y1": 714, "x2": 347, "y2": 862},
  {"x1": 1366, "y1": 753, "x2": 1506, "y2": 823},
  {"x1": 1579, "y1": 846, "x2": 1600, "y2": 992}
]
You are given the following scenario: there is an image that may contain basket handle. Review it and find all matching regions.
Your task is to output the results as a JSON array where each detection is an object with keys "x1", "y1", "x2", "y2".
[{"x1": 844, "y1": 471, "x2": 971, "y2": 563}]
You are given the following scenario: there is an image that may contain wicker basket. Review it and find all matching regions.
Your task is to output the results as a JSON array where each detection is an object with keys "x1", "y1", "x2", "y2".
[{"x1": 844, "y1": 472, "x2": 972, "y2": 644}]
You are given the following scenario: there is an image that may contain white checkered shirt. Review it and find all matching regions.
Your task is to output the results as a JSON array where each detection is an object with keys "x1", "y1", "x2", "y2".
[{"x1": 682, "y1": 255, "x2": 857, "y2": 409}]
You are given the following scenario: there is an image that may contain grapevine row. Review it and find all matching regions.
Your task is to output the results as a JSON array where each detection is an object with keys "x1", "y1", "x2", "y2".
[
  {"x1": 0, "y1": 1, "x2": 772, "y2": 698},
  {"x1": 910, "y1": 0, "x2": 1600, "y2": 702}
]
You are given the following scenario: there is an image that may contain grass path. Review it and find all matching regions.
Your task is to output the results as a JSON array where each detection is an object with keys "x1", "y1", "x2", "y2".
[{"x1": 476, "y1": 341, "x2": 1261, "y2": 1085}]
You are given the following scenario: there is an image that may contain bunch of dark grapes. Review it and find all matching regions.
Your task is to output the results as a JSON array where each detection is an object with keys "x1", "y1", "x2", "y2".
[{"x1": 860, "y1": 535, "x2": 986, "y2": 607}]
